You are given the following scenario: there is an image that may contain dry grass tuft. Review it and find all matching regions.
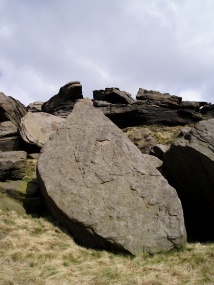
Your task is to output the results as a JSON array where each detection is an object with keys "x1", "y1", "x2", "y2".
[{"x1": 0, "y1": 210, "x2": 213, "y2": 285}]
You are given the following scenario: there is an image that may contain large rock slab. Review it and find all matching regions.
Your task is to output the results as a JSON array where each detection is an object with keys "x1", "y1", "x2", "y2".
[
  {"x1": 163, "y1": 119, "x2": 214, "y2": 241},
  {"x1": 136, "y1": 88, "x2": 182, "y2": 108},
  {"x1": 42, "y1": 81, "x2": 83, "y2": 117},
  {"x1": 0, "y1": 151, "x2": 27, "y2": 181},
  {"x1": 96, "y1": 101, "x2": 202, "y2": 128},
  {"x1": 37, "y1": 99, "x2": 186, "y2": 255},
  {"x1": 27, "y1": 101, "x2": 43, "y2": 112},
  {"x1": 93, "y1": 87, "x2": 135, "y2": 104},
  {"x1": 0, "y1": 92, "x2": 27, "y2": 129},
  {"x1": 0, "y1": 121, "x2": 21, "y2": 151},
  {"x1": 20, "y1": 112, "x2": 65, "y2": 147}
]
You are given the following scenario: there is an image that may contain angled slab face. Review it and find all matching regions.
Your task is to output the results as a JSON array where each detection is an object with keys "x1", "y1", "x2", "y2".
[
  {"x1": 37, "y1": 99, "x2": 186, "y2": 255},
  {"x1": 20, "y1": 112, "x2": 65, "y2": 148},
  {"x1": 0, "y1": 92, "x2": 27, "y2": 129},
  {"x1": 42, "y1": 81, "x2": 83, "y2": 117}
]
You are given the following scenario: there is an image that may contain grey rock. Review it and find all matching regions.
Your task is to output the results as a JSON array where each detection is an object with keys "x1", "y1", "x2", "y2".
[
  {"x1": 200, "y1": 104, "x2": 214, "y2": 120},
  {"x1": 97, "y1": 101, "x2": 202, "y2": 128},
  {"x1": 0, "y1": 151, "x2": 27, "y2": 181},
  {"x1": 151, "y1": 144, "x2": 170, "y2": 160},
  {"x1": 27, "y1": 101, "x2": 43, "y2": 112},
  {"x1": 178, "y1": 126, "x2": 192, "y2": 138},
  {"x1": 93, "y1": 100, "x2": 112, "y2": 107},
  {"x1": 37, "y1": 99, "x2": 186, "y2": 255},
  {"x1": 136, "y1": 88, "x2": 182, "y2": 108},
  {"x1": 93, "y1": 88, "x2": 135, "y2": 104},
  {"x1": 142, "y1": 154, "x2": 163, "y2": 169},
  {"x1": 179, "y1": 101, "x2": 206, "y2": 110},
  {"x1": 163, "y1": 119, "x2": 214, "y2": 241},
  {"x1": 27, "y1": 153, "x2": 40, "y2": 159},
  {"x1": 124, "y1": 127, "x2": 156, "y2": 154},
  {"x1": 20, "y1": 112, "x2": 65, "y2": 147},
  {"x1": 0, "y1": 92, "x2": 27, "y2": 129},
  {"x1": 42, "y1": 81, "x2": 83, "y2": 117},
  {"x1": 0, "y1": 121, "x2": 21, "y2": 151}
]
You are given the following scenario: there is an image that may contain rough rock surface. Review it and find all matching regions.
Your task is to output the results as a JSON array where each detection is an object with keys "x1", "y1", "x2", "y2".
[
  {"x1": 0, "y1": 151, "x2": 27, "y2": 181},
  {"x1": 142, "y1": 154, "x2": 163, "y2": 170},
  {"x1": 20, "y1": 112, "x2": 65, "y2": 147},
  {"x1": 97, "y1": 101, "x2": 202, "y2": 128},
  {"x1": 0, "y1": 92, "x2": 27, "y2": 129},
  {"x1": 42, "y1": 81, "x2": 83, "y2": 117},
  {"x1": 0, "y1": 157, "x2": 42, "y2": 214},
  {"x1": 163, "y1": 119, "x2": 214, "y2": 241},
  {"x1": 93, "y1": 88, "x2": 135, "y2": 104},
  {"x1": 123, "y1": 127, "x2": 156, "y2": 154},
  {"x1": 136, "y1": 88, "x2": 182, "y2": 108},
  {"x1": 27, "y1": 101, "x2": 43, "y2": 112},
  {"x1": 151, "y1": 144, "x2": 170, "y2": 160},
  {"x1": 37, "y1": 99, "x2": 186, "y2": 255},
  {"x1": 0, "y1": 121, "x2": 21, "y2": 151}
]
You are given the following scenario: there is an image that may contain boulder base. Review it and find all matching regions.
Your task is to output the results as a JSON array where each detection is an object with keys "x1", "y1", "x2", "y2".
[
  {"x1": 37, "y1": 99, "x2": 186, "y2": 255},
  {"x1": 163, "y1": 119, "x2": 214, "y2": 241}
]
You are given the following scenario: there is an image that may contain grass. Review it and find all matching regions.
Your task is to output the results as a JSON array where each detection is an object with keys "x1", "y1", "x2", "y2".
[
  {"x1": 123, "y1": 125, "x2": 188, "y2": 146},
  {"x1": 0, "y1": 210, "x2": 213, "y2": 285}
]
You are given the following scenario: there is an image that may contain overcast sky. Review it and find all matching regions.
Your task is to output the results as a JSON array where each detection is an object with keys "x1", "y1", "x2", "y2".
[{"x1": 0, "y1": 0, "x2": 214, "y2": 106}]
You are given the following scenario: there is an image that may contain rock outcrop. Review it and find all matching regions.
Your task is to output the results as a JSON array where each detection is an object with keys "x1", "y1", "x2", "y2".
[
  {"x1": 163, "y1": 119, "x2": 214, "y2": 241},
  {"x1": 93, "y1": 88, "x2": 134, "y2": 104},
  {"x1": 0, "y1": 151, "x2": 27, "y2": 181},
  {"x1": 92, "y1": 87, "x2": 208, "y2": 128},
  {"x1": 96, "y1": 101, "x2": 203, "y2": 128},
  {"x1": 37, "y1": 99, "x2": 186, "y2": 255},
  {"x1": 27, "y1": 101, "x2": 43, "y2": 112},
  {"x1": 20, "y1": 112, "x2": 65, "y2": 148},
  {"x1": 0, "y1": 121, "x2": 21, "y2": 151},
  {"x1": 136, "y1": 88, "x2": 182, "y2": 108},
  {"x1": 0, "y1": 92, "x2": 27, "y2": 129},
  {"x1": 42, "y1": 81, "x2": 83, "y2": 117}
]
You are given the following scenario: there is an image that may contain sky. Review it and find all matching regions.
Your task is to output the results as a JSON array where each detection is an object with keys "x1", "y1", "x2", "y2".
[{"x1": 0, "y1": 0, "x2": 214, "y2": 106}]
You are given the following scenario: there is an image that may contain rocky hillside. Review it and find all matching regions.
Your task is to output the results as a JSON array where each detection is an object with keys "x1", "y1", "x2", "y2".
[{"x1": 1, "y1": 81, "x2": 214, "y2": 255}]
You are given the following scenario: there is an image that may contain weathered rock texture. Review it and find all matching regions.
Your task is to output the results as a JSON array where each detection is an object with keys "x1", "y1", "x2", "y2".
[
  {"x1": 96, "y1": 101, "x2": 203, "y2": 128},
  {"x1": 0, "y1": 151, "x2": 27, "y2": 181},
  {"x1": 27, "y1": 101, "x2": 43, "y2": 112},
  {"x1": 151, "y1": 144, "x2": 170, "y2": 160},
  {"x1": 124, "y1": 127, "x2": 156, "y2": 154},
  {"x1": 92, "y1": 87, "x2": 210, "y2": 128},
  {"x1": 0, "y1": 92, "x2": 27, "y2": 129},
  {"x1": 136, "y1": 88, "x2": 182, "y2": 108},
  {"x1": 42, "y1": 81, "x2": 83, "y2": 117},
  {"x1": 0, "y1": 121, "x2": 21, "y2": 151},
  {"x1": 37, "y1": 99, "x2": 186, "y2": 255},
  {"x1": 20, "y1": 112, "x2": 65, "y2": 147},
  {"x1": 163, "y1": 119, "x2": 214, "y2": 241},
  {"x1": 0, "y1": 157, "x2": 42, "y2": 214},
  {"x1": 93, "y1": 88, "x2": 134, "y2": 104},
  {"x1": 123, "y1": 125, "x2": 183, "y2": 155}
]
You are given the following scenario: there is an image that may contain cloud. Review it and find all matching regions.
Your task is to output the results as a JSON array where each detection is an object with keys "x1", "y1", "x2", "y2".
[{"x1": 0, "y1": 0, "x2": 214, "y2": 106}]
